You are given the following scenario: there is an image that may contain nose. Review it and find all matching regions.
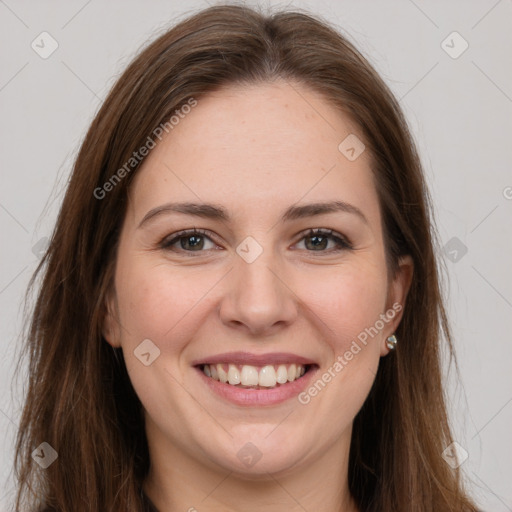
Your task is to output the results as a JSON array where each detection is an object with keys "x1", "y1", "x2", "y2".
[{"x1": 218, "y1": 245, "x2": 298, "y2": 337}]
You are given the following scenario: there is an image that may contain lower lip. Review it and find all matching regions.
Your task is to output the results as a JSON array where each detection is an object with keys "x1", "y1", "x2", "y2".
[{"x1": 195, "y1": 366, "x2": 319, "y2": 406}]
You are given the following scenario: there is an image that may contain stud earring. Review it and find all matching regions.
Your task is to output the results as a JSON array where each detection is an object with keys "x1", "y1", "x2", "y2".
[{"x1": 386, "y1": 334, "x2": 397, "y2": 350}]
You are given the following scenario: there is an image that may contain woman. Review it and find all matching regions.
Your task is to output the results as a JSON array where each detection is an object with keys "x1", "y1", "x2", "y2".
[{"x1": 13, "y1": 4, "x2": 480, "y2": 511}]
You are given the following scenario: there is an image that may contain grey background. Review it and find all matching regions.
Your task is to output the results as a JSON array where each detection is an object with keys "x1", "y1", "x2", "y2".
[{"x1": 1, "y1": 0, "x2": 511, "y2": 510}]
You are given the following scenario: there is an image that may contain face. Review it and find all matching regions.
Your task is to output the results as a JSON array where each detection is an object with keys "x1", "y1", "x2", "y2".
[{"x1": 103, "y1": 81, "x2": 412, "y2": 477}]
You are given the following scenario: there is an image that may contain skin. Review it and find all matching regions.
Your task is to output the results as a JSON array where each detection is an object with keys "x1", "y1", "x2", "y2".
[{"x1": 103, "y1": 80, "x2": 413, "y2": 512}]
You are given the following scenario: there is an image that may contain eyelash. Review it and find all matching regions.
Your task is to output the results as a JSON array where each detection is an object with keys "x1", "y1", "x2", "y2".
[{"x1": 159, "y1": 228, "x2": 353, "y2": 256}]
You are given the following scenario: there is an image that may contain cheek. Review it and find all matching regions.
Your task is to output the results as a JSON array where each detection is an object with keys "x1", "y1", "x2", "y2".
[
  {"x1": 113, "y1": 261, "x2": 202, "y2": 414},
  {"x1": 115, "y1": 259, "x2": 189, "y2": 345},
  {"x1": 302, "y1": 260, "x2": 389, "y2": 349},
  {"x1": 115, "y1": 258, "x2": 221, "y2": 353}
]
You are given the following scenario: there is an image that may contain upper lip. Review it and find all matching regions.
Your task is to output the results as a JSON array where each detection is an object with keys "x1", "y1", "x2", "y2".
[{"x1": 192, "y1": 351, "x2": 317, "y2": 367}]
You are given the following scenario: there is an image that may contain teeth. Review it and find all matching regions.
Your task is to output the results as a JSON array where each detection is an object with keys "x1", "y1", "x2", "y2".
[
  {"x1": 202, "y1": 363, "x2": 307, "y2": 388},
  {"x1": 259, "y1": 365, "x2": 276, "y2": 387},
  {"x1": 287, "y1": 364, "x2": 297, "y2": 382},
  {"x1": 227, "y1": 364, "x2": 241, "y2": 385},
  {"x1": 217, "y1": 365, "x2": 228, "y2": 383},
  {"x1": 276, "y1": 365, "x2": 288, "y2": 384},
  {"x1": 241, "y1": 365, "x2": 259, "y2": 386}
]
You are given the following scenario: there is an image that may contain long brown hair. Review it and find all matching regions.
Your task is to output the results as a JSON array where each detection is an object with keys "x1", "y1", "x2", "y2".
[{"x1": 13, "y1": 4, "x2": 479, "y2": 511}]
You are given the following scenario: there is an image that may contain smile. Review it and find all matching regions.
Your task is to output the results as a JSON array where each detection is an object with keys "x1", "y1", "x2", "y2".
[
  {"x1": 201, "y1": 363, "x2": 308, "y2": 389},
  {"x1": 192, "y1": 352, "x2": 319, "y2": 406}
]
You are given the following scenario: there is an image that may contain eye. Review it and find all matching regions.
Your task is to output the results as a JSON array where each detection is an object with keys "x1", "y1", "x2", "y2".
[
  {"x1": 159, "y1": 227, "x2": 352, "y2": 256},
  {"x1": 159, "y1": 228, "x2": 219, "y2": 254},
  {"x1": 294, "y1": 228, "x2": 352, "y2": 253}
]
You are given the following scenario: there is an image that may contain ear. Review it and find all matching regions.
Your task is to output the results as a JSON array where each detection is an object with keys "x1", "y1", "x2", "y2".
[
  {"x1": 380, "y1": 254, "x2": 414, "y2": 356},
  {"x1": 102, "y1": 286, "x2": 122, "y2": 348}
]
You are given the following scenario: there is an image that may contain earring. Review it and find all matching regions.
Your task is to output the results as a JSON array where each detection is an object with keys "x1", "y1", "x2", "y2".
[{"x1": 386, "y1": 334, "x2": 397, "y2": 350}]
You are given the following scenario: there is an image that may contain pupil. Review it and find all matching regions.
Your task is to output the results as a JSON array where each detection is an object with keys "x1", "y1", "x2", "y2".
[
  {"x1": 308, "y1": 235, "x2": 327, "y2": 250},
  {"x1": 183, "y1": 235, "x2": 203, "y2": 250}
]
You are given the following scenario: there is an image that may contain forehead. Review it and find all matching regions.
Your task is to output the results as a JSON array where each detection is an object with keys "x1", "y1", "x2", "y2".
[{"x1": 128, "y1": 81, "x2": 379, "y2": 225}]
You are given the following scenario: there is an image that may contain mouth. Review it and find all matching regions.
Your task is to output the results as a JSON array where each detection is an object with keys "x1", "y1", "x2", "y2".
[
  {"x1": 197, "y1": 362, "x2": 314, "y2": 390},
  {"x1": 192, "y1": 352, "x2": 319, "y2": 406}
]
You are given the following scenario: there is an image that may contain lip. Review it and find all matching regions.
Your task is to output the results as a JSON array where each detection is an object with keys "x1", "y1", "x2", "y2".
[
  {"x1": 194, "y1": 364, "x2": 320, "y2": 406},
  {"x1": 191, "y1": 351, "x2": 317, "y2": 366}
]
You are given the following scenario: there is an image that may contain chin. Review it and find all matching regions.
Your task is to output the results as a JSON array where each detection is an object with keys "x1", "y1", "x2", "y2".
[{"x1": 206, "y1": 435, "x2": 309, "y2": 477}]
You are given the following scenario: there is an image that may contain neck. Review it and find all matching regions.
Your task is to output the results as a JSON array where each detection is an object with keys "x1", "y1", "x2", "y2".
[{"x1": 142, "y1": 418, "x2": 359, "y2": 512}]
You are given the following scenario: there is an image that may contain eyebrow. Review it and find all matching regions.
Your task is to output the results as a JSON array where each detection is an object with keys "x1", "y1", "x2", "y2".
[{"x1": 137, "y1": 200, "x2": 368, "y2": 228}]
